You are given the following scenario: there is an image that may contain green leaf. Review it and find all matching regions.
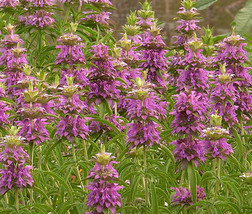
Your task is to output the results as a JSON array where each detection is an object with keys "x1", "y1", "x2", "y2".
[
  {"x1": 234, "y1": 0, "x2": 252, "y2": 34},
  {"x1": 187, "y1": 162, "x2": 197, "y2": 204},
  {"x1": 42, "y1": 170, "x2": 73, "y2": 199},
  {"x1": 195, "y1": 0, "x2": 218, "y2": 10},
  {"x1": 33, "y1": 204, "x2": 57, "y2": 214},
  {"x1": 150, "y1": 182, "x2": 158, "y2": 214},
  {"x1": 90, "y1": 118, "x2": 121, "y2": 134},
  {"x1": 215, "y1": 201, "x2": 239, "y2": 214}
]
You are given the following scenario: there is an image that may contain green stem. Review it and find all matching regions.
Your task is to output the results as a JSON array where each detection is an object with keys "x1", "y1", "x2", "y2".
[
  {"x1": 30, "y1": 143, "x2": 34, "y2": 204},
  {"x1": 15, "y1": 189, "x2": 19, "y2": 213},
  {"x1": 114, "y1": 102, "x2": 117, "y2": 116},
  {"x1": 83, "y1": 140, "x2": 88, "y2": 186},
  {"x1": 4, "y1": 193, "x2": 8, "y2": 205},
  {"x1": 216, "y1": 158, "x2": 221, "y2": 193},
  {"x1": 143, "y1": 146, "x2": 149, "y2": 207},
  {"x1": 72, "y1": 144, "x2": 85, "y2": 192}
]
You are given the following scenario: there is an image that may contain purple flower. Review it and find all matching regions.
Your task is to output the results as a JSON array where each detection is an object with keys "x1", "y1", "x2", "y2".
[
  {"x1": 211, "y1": 71, "x2": 238, "y2": 127},
  {"x1": 127, "y1": 121, "x2": 161, "y2": 149},
  {"x1": 202, "y1": 138, "x2": 233, "y2": 161},
  {"x1": 55, "y1": 33, "x2": 85, "y2": 65},
  {"x1": 16, "y1": 118, "x2": 49, "y2": 146},
  {"x1": 126, "y1": 92, "x2": 166, "y2": 121},
  {"x1": 0, "y1": 164, "x2": 33, "y2": 195},
  {"x1": 28, "y1": 0, "x2": 55, "y2": 7},
  {"x1": 171, "y1": 186, "x2": 205, "y2": 207},
  {"x1": 170, "y1": 90, "x2": 208, "y2": 136},
  {"x1": 173, "y1": 5, "x2": 200, "y2": 46},
  {"x1": 88, "y1": 44, "x2": 121, "y2": 103},
  {"x1": 19, "y1": 10, "x2": 55, "y2": 29},
  {"x1": 82, "y1": 11, "x2": 111, "y2": 26},
  {"x1": 0, "y1": 0, "x2": 19, "y2": 7},
  {"x1": 86, "y1": 181, "x2": 122, "y2": 214},
  {"x1": 86, "y1": 152, "x2": 123, "y2": 214},
  {"x1": 170, "y1": 137, "x2": 206, "y2": 169},
  {"x1": 0, "y1": 128, "x2": 33, "y2": 195},
  {"x1": 56, "y1": 115, "x2": 89, "y2": 142},
  {"x1": 138, "y1": 30, "x2": 168, "y2": 88},
  {"x1": 0, "y1": 101, "x2": 10, "y2": 127},
  {"x1": 0, "y1": 47, "x2": 28, "y2": 70}
]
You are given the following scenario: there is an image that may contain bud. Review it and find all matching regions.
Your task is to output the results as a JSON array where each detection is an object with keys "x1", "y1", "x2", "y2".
[
  {"x1": 5, "y1": 24, "x2": 15, "y2": 34},
  {"x1": 123, "y1": 25, "x2": 141, "y2": 37},
  {"x1": 135, "y1": 77, "x2": 143, "y2": 88},
  {"x1": 128, "y1": 147, "x2": 143, "y2": 157},
  {"x1": 150, "y1": 23, "x2": 160, "y2": 37},
  {"x1": 218, "y1": 64, "x2": 234, "y2": 84},
  {"x1": 201, "y1": 127, "x2": 229, "y2": 140},
  {"x1": 187, "y1": 33, "x2": 203, "y2": 51},
  {"x1": 112, "y1": 45, "x2": 121, "y2": 58},
  {"x1": 69, "y1": 22, "x2": 78, "y2": 33},
  {"x1": 23, "y1": 65, "x2": 32, "y2": 76},
  {"x1": 126, "y1": 11, "x2": 138, "y2": 25},
  {"x1": 120, "y1": 34, "x2": 132, "y2": 51},
  {"x1": 3, "y1": 126, "x2": 24, "y2": 147},
  {"x1": 210, "y1": 111, "x2": 222, "y2": 127},
  {"x1": 181, "y1": 0, "x2": 195, "y2": 10},
  {"x1": 95, "y1": 151, "x2": 112, "y2": 166}
]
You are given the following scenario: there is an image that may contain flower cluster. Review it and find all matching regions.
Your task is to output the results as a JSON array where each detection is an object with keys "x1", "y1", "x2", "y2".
[
  {"x1": 171, "y1": 186, "x2": 206, "y2": 207},
  {"x1": 0, "y1": 127, "x2": 33, "y2": 195},
  {"x1": 0, "y1": 25, "x2": 26, "y2": 96},
  {"x1": 55, "y1": 32, "x2": 85, "y2": 65},
  {"x1": 19, "y1": 10, "x2": 55, "y2": 29},
  {"x1": 173, "y1": 0, "x2": 200, "y2": 47},
  {"x1": 55, "y1": 76, "x2": 89, "y2": 142},
  {"x1": 215, "y1": 33, "x2": 252, "y2": 121},
  {"x1": 201, "y1": 113, "x2": 233, "y2": 160},
  {"x1": 87, "y1": 44, "x2": 120, "y2": 103},
  {"x1": 138, "y1": 25, "x2": 168, "y2": 88},
  {"x1": 170, "y1": 90, "x2": 207, "y2": 136},
  {"x1": 126, "y1": 78, "x2": 167, "y2": 149},
  {"x1": 86, "y1": 151, "x2": 123, "y2": 214}
]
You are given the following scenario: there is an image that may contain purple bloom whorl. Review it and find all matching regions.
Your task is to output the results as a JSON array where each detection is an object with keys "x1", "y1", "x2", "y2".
[
  {"x1": 138, "y1": 29, "x2": 168, "y2": 88},
  {"x1": 0, "y1": 0, "x2": 19, "y2": 7},
  {"x1": 0, "y1": 127, "x2": 33, "y2": 195},
  {"x1": 170, "y1": 137, "x2": 206, "y2": 169},
  {"x1": 56, "y1": 115, "x2": 89, "y2": 142},
  {"x1": 55, "y1": 33, "x2": 85, "y2": 65},
  {"x1": 16, "y1": 118, "x2": 49, "y2": 146},
  {"x1": 170, "y1": 90, "x2": 207, "y2": 136},
  {"x1": 125, "y1": 79, "x2": 167, "y2": 149},
  {"x1": 211, "y1": 70, "x2": 238, "y2": 127},
  {"x1": 19, "y1": 10, "x2": 55, "y2": 29},
  {"x1": 88, "y1": 44, "x2": 121, "y2": 103},
  {"x1": 215, "y1": 33, "x2": 252, "y2": 118},
  {"x1": 173, "y1": 1, "x2": 200, "y2": 47},
  {"x1": 171, "y1": 186, "x2": 206, "y2": 207},
  {"x1": 86, "y1": 152, "x2": 123, "y2": 214}
]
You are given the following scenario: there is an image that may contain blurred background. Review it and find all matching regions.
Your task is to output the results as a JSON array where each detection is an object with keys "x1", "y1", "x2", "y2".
[{"x1": 110, "y1": 0, "x2": 247, "y2": 44}]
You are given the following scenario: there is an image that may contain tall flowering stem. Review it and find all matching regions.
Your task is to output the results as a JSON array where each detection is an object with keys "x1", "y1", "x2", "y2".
[
  {"x1": 85, "y1": 149, "x2": 123, "y2": 214},
  {"x1": 201, "y1": 112, "x2": 233, "y2": 195}
]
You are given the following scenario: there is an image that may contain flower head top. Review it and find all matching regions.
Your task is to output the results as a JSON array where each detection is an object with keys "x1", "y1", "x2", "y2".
[
  {"x1": 56, "y1": 25, "x2": 85, "y2": 65},
  {"x1": 201, "y1": 113, "x2": 233, "y2": 161},
  {"x1": 137, "y1": 0, "x2": 156, "y2": 29},
  {"x1": 173, "y1": 0, "x2": 201, "y2": 47}
]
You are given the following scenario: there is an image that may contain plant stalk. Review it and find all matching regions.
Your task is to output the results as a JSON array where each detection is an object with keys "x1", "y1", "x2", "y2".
[{"x1": 143, "y1": 145, "x2": 149, "y2": 207}]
